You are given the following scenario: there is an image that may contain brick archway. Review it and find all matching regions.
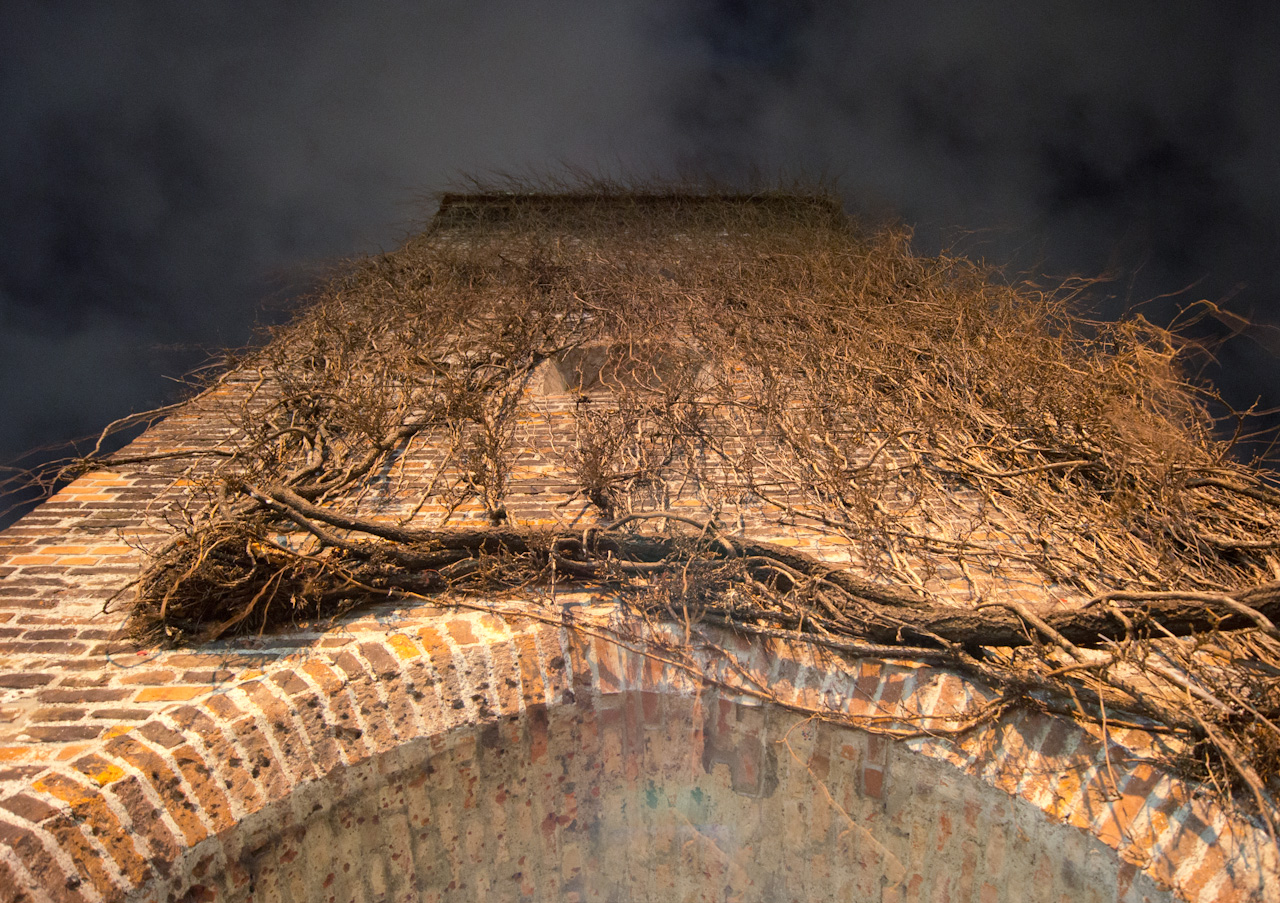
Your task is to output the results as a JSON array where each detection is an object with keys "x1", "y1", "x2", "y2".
[
  {"x1": 2, "y1": 605, "x2": 1270, "y2": 901},
  {"x1": 2, "y1": 191, "x2": 1277, "y2": 903}
]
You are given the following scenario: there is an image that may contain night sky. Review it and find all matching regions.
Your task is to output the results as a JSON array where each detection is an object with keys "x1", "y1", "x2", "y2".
[{"x1": 3, "y1": 1, "x2": 1279, "y2": 499}]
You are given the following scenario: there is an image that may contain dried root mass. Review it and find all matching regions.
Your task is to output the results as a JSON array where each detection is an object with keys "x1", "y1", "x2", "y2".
[{"x1": 72, "y1": 189, "x2": 1280, "y2": 830}]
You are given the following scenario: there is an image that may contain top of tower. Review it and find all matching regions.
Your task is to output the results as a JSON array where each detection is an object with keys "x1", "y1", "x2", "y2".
[{"x1": 429, "y1": 190, "x2": 847, "y2": 232}]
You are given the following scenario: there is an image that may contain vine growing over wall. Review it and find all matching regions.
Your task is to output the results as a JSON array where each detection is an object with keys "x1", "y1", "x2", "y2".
[{"x1": 73, "y1": 189, "x2": 1280, "y2": 834}]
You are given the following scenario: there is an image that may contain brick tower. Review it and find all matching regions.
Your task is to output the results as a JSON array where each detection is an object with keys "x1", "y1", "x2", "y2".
[{"x1": 0, "y1": 192, "x2": 1276, "y2": 901}]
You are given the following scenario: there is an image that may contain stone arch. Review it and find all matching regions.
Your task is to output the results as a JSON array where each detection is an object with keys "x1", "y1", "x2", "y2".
[{"x1": 3, "y1": 607, "x2": 1272, "y2": 902}]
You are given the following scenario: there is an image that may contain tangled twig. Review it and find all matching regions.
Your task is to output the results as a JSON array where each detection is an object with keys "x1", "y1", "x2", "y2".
[{"x1": 44, "y1": 187, "x2": 1280, "y2": 832}]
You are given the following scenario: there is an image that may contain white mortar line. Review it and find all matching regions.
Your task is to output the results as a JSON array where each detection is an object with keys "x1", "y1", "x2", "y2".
[
  {"x1": 223, "y1": 683, "x2": 314, "y2": 789},
  {"x1": 0, "y1": 805, "x2": 105, "y2": 903},
  {"x1": 127, "y1": 732, "x2": 220, "y2": 837},
  {"x1": 286, "y1": 666, "x2": 368, "y2": 768},
  {"x1": 0, "y1": 836, "x2": 51, "y2": 903},
  {"x1": 347, "y1": 642, "x2": 429, "y2": 740}
]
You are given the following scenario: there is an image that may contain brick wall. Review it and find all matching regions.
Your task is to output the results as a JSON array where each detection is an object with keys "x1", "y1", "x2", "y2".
[
  {"x1": 1, "y1": 558, "x2": 1277, "y2": 901},
  {"x1": 0, "y1": 359, "x2": 1276, "y2": 900}
]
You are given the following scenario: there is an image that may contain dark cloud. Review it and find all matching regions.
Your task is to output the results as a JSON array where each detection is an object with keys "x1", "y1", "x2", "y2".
[
  {"x1": 0, "y1": 1, "x2": 670, "y2": 469},
  {"x1": 660, "y1": 0, "x2": 1280, "y2": 425},
  {"x1": 3, "y1": 0, "x2": 1279, "y2": 509}
]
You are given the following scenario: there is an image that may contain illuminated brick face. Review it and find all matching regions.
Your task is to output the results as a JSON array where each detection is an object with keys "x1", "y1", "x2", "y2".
[{"x1": 0, "y1": 196, "x2": 1275, "y2": 902}]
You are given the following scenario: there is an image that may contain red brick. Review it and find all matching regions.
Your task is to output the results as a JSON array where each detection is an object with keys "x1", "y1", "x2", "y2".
[
  {"x1": 29, "y1": 707, "x2": 87, "y2": 723},
  {"x1": 0, "y1": 819, "x2": 81, "y2": 903},
  {"x1": 32, "y1": 771, "x2": 151, "y2": 888},
  {"x1": 236, "y1": 681, "x2": 319, "y2": 783},
  {"x1": 104, "y1": 735, "x2": 208, "y2": 847},
  {"x1": 515, "y1": 632, "x2": 547, "y2": 705},
  {"x1": 0, "y1": 793, "x2": 60, "y2": 824},
  {"x1": 36, "y1": 687, "x2": 131, "y2": 704},
  {"x1": 21, "y1": 724, "x2": 105, "y2": 743},
  {"x1": 0, "y1": 673, "x2": 56, "y2": 689}
]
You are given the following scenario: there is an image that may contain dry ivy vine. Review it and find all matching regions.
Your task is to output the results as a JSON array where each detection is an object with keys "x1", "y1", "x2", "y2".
[{"x1": 54, "y1": 189, "x2": 1280, "y2": 836}]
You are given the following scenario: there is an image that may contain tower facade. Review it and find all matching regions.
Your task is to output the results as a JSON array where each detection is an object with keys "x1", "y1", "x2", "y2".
[{"x1": 0, "y1": 193, "x2": 1276, "y2": 901}]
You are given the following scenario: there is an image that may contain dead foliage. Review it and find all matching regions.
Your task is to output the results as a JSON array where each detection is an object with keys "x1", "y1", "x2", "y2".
[{"x1": 74, "y1": 188, "x2": 1280, "y2": 834}]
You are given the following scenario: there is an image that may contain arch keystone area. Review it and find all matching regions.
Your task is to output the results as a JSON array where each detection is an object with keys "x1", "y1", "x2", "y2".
[{"x1": 2, "y1": 191, "x2": 1278, "y2": 901}]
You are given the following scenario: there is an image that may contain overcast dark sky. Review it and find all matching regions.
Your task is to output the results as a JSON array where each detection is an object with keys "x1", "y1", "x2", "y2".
[{"x1": 3, "y1": 1, "x2": 1279, "y2": 486}]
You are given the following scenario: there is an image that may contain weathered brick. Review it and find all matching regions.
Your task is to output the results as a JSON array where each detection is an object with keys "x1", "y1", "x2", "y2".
[
  {"x1": 29, "y1": 708, "x2": 87, "y2": 724},
  {"x1": 32, "y1": 771, "x2": 151, "y2": 889},
  {"x1": 235, "y1": 681, "x2": 319, "y2": 784},
  {"x1": 104, "y1": 772, "x2": 184, "y2": 867},
  {"x1": 103, "y1": 735, "x2": 208, "y2": 846},
  {"x1": 21, "y1": 725, "x2": 105, "y2": 743},
  {"x1": 0, "y1": 672, "x2": 57, "y2": 689},
  {"x1": 0, "y1": 792, "x2": 60, "y2": 824},
  {"x1": 0, "y1": 818, "x2": 82, "y2": 903},
  {"x1": 161, "y1": 707, "x2": 264, "y2": 816},
  {"x1": 36, "y1": 688, "x2": 131, "y2": 704}
]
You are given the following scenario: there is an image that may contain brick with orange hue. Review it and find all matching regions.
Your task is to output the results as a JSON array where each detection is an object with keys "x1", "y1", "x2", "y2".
[
  {"x1": 414, "y1": 622, "x2": 457, "y2": 667},
  {"x1": 167, "y1": 742, "x2": 237, "y2": 833},
  {"x1": 70, "y1": 753, "x2": 126, "y2": 788},
  {"x1": 300, "y1": 659, "x2": 348, "y2": 696},
  {"x1": 104, "y1": 733, "x2": 209, "y2": 846},
  {"x1": 514, "y1": 631, "x2": 547, "y2": 706},
  {"x1": 32, "y1": 771, "x2": 151, "y2": 887},
  {"x1": 525, "y1": 704, "x2": 550, "y2": 765},
  {"x1": 1093, "y1": 762, "x2": 1164, "y2": 851},
  {"x1": 101, "y1": 724, "x2": 134, "y2": 742},
  {"x1": 133, "y1": 685, "x2": 210, "y2": 703},
  {"x1": 33, "y1": 805, "x2": 127, "y2": 900},
  {"x1": 6, "y1": 556, "x2": 58, "y2": 566},
  {"x1": 386, "y1": 632, "x2": 421, "y2": 662}
]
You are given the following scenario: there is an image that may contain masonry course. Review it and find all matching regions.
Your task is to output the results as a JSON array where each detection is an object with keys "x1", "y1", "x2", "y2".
[
  {"x1": 1, "y1": 193, "x2": 1277, "y2": 901},
  {"x1": 2, "y1": 461, "x2": 1274, "y2": 901}
]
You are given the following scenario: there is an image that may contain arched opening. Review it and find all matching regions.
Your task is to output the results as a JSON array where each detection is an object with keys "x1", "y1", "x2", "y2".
[{"x1": 183, "y1": 689, "x2": 1172, "y2": 902}]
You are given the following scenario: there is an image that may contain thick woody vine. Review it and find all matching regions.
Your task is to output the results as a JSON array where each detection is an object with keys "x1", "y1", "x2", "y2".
[{"x1": 74, "y1": 191, "x2": 1280, "y2": 835}]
